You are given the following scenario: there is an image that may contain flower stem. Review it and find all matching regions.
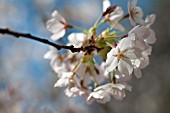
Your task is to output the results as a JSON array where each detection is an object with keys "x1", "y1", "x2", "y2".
[
  {"x1": 71, "y1": 60, "x2": 82, "y2": 79},
  {"x1": 70, "y1": 25, "x2": 89, "y2": 34},
  {"x1": 90, "y1": 66, "x2": 98, "y2": 88},
  {"x1": 106, "y1": 42, "x2": 114, "y2": 48},
  {"x1": 93, "y1": 14, "x2": 103, "y2": 28}
]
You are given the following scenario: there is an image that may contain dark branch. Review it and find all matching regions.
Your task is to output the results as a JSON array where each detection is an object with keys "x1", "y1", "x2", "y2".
[{"x1": 0, "y1": 28, "x2": 101, "y2": 53}]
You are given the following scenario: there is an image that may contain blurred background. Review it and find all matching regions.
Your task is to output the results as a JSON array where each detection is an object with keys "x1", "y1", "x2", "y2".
[{"x1": 0, "y1": 0, "x2": 170, "y2": 113}]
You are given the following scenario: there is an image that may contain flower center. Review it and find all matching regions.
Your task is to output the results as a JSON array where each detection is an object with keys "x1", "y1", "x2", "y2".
[{"x1": 115, "y1": 49, "x2": 127, "y2": 61}]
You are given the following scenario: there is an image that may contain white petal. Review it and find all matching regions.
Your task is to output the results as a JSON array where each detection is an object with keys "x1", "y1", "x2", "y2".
[
  {"x1": 140, "y1": 56, "x2": 149, "y2": 69},
  {"x1": 145, "y1": 14, "x2": 156, "y2": 27},
  {"x1": 130, "y1": 26, "x2": 150, "y2": 39},
  {"x1": 103, "y1": 0, "x2": 111, "y2": 12},
  {"x1": 118, "y1": 58, "x2": 133, "y2": 75},
  {"x1": 118, "y1": 38, "x2": 132, "y2": 51},
  {"x1": 107, "y1": 48, "x2": 117, "y2": 58},
  {"x1": 134, "y1": 68, "x2": 142, "y2": 79},
  {"x1": 135, "y1": 40, "x2": 148, "y2": 51},
  {"x1": 133, "y1": 59, "x2": 141, "y2": 67},
  {"x1": 131, "y1": 0, "x2": 137, "y2": 9},
  {"x1": 145, "y1": 29, "x2": 156, "y2": 44},
  {"x1": 52, "y1": 10, "x2": 66, "y2": 23},
  {"x1": 50, "y1": 29, "x2": 65, "y2": 40},
  {"x1": 106, "y1": 57, "x2": 118, "y2": 72},
  {"x1": 44, "y1": 51, "x2": 53, "y2": 59},
  {"x1": 109, "y1": 7, "x2": 124, "y2": 21},
  {"x1": 125, "y1": 49, "x2": 137, "y2": 59}
]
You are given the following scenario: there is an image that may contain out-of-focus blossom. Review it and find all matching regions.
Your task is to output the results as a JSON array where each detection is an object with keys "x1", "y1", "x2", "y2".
[
  {"x1": 103, "y1": 0, "x2": 125, "y2": 31},
  {"x1": 46, "y1": 10, "x2": 68, "y2": 40},
  {"x1": 87, "y1": 83, "x2": 131, "y2": 103},
  {"x1": 67, "y1": 33, "x2": 87, "y2": 47},
  {"x1": 44, "y1": 0, "x2": 157, "y2": 104},
  {"x1": 128, "y1": 0, "x2": 145, "y2": 26}
]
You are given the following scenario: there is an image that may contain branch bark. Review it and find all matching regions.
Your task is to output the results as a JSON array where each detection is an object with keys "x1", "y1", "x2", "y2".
[{"x1": 0, "y1": 28, "x2": 101, "y2": 53}]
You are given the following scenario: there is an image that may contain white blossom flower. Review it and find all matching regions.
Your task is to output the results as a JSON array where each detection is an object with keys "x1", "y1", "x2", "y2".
[
  {"x1": 46, "y1": 10, "x2": 68, "y2": 40},
  {"x1": 67, "y1": 33, "x2": 86, "y2": 47},
  {"x1": 65, "y1": 86, "x2": 93, "y2": 104},
  {"x1": 128, "y1": 0, "x2": 145, "y2": 26},
  {"x1": 102, "y1": 0, "x2": 124, "y2": 31},
  {"x1": 44, "y1": 47, "x2": 67, "y2": 74},
  {"x1": 54, "y1": 72, "x2": 73, "y2": 87},
  {"x1": 128, "y1": 25, "x2": 156, "y2": 51},
  {"x1": 87, "y1": 83, "x2": 131, "y2": 103},
  {"x1": 87, "y1": 88, "x2": 111, "y2": 104},
  {"x1": 109, "y1": 6, "x2": 125, "y2": 31},
  {"x1": 105, "y1": 37, "x2": 137, "y2": 75}
]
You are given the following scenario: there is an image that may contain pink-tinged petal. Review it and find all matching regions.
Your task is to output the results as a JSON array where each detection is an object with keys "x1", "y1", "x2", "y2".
[
  {"x1": 134, "y1": 68, "x2": 142, "y2": 79},
  {"x1": 145, "y1": 29, "x2": 156, "y2": 44},
  {"x1": 128, "y1": 0, "x2": 137, "y2": 11},
  {"x1": 131, "y1": 0, "x2": 137, "y2": 9},
  {"x1": 50, "y1": 29, "x2": 65, "y2": 40},
  {"x1": 106, "y1": 56, "x2": 118, "y2": 72},
  {"x1": 134, "y1": 40, "x2": 148, "y2": 51},
  {"x1": 140, "y1": 56, "x2": 149, "y2": 69},
  {"x1": 109, "y1": 7, "x2": 124, "y2": 21},
  {"x1": 118, "y1": 38, "x2": 132, "y2": 51},
  {"x1": 142, "y1": 46, "x2": 152, "y2": 56},
  {"x1": 103, "y1": 0, "x2": 111, "y2": 12},
  {"x1": 145, "y1": 14, "x2": 156, "y2": 27},
  {"x1": 118, "y1": 58, "x2": 133, "y2": 75},
  {"x1": 130, "y1": 26, "x2": 150, "y2": 39}
]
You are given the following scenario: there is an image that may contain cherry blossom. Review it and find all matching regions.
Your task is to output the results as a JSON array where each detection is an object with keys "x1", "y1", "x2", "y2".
[
  {"x1": 105, "y1": 37, "x2": 137, "y2": 75},
  {"x1": 67, "y1": 33, "x2": 87, "y2": 47},
  {"x1": 108, "y1": 6, "x2": 125, "y2": 31},
  {"x1": 87, "y1": 83, "x2": 131, "y2": 103},
  {"x1": 103, "y1": 0, "x2": 125, "y2": 31},
  {"x1": 54, "y1": 72, "x2": 73, "y2": 87},
  {"x1": 128, "y1": 0, "x2": 145, "y2": 26},
  {"x1": 46, "y1": 10, "x2": 68, "y2": 40},
  {"x1": 128, "y1": 25, "x2": 152, "y2": 51},
  {"x1": 43, "y1": 0, "x2": 157, "y2": 104}
]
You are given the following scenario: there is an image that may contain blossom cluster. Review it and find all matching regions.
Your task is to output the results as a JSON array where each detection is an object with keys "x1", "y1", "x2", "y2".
[{"x1": 44, "y1": 0, "x2": 156, "y2": 104}]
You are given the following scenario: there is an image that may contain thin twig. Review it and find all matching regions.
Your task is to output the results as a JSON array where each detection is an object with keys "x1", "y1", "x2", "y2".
[{"x1": 0, "y1": 28, "x2": 101, "y2": 53}]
